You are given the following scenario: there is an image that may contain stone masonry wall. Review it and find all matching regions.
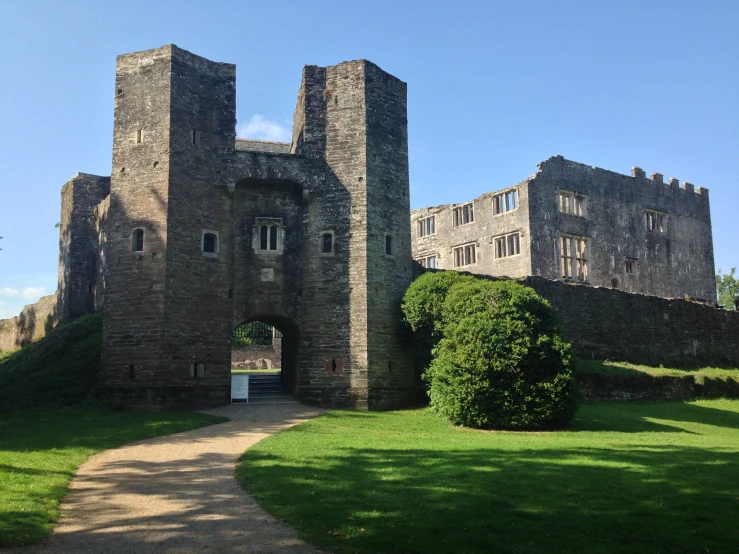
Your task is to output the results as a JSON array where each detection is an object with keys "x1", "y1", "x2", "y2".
[
  {"x1": 0, "y1": 293, "x2": 58, "y2": 352},
  {"x1": 521, "y1": 276, "x2": 739, "y2": 368},
  {"x1": 57, "y1": 173, "x2": 110, "y2": 323}
]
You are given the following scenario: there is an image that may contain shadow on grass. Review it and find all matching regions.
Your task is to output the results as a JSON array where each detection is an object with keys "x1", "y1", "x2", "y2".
[
  {"x1": 239, "y1": 406, "x2": 739, "y2": 554},
  {"x1": 575, "y1": 401, "x2": 739, "y2": 432}
]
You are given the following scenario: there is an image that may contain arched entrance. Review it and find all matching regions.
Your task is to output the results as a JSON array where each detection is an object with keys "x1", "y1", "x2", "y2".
[{"x1": 231, "y1": 315, "x2": 300, "y2": 398}]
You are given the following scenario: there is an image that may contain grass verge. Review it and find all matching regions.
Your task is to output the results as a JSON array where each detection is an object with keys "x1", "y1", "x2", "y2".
[
  {"x1": 237, "y1": 400, "x2": 739, "y2": 554},
  {"x1": 0, "y1": 408, "x2": 226, "y2": 547},
  {"x1": 576, "y1": 359, "x2": 739, "y2": 382}
]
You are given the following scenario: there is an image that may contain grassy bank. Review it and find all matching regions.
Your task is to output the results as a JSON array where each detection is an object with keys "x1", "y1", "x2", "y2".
[
  {"x1": 0, "y1": 314, "x2": 103, "y2": 411},
  {"x1": 237, "y1": 401, "x2": 739, "y2": 554},
  {"x1": 0, "y1": 408, "x2": 226, "y2": 547},
  {"x1": 576, "y1": 359, "x2": 739, "y2": 382}
]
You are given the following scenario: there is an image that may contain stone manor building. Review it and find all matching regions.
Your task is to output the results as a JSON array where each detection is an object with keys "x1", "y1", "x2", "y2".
[{"x1": 411, "y1": 156, "x2": 716, "y2": 302}]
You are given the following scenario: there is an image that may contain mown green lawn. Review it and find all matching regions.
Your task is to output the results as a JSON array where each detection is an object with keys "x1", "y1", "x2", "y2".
[
  {"x1": 0, "y1": 408, "x2": 226, "y2": 547},
  {"x1": 237, "y1": 400, "x2": 739, "y2": 554}
]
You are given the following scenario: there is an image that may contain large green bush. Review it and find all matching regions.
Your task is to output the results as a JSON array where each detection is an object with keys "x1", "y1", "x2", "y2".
[{"x1": 403, "y1": 273, "x2": 578, "y2": 429}]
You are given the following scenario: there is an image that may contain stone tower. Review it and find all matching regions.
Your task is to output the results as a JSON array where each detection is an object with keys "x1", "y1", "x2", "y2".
[
  {"x1": 101, "y1": 45, "x2": 236, "y2": 406},
  {"x1": 291, "y1": 60, "x2": 415, "y2": 408}
]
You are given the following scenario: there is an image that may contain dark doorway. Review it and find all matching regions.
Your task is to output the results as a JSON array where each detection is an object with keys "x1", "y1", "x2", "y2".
[{"x1": 231, "y1": 316, "x2": 299, "y2": 396}]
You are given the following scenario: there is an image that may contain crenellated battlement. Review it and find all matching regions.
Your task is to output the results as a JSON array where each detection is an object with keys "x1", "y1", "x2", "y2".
[
  {"x1": 538, "y1": 156, "x2": 708, "y2": 200},
  {"x1": 632, "y1": 166, "x2": 707, "y2": 198}
]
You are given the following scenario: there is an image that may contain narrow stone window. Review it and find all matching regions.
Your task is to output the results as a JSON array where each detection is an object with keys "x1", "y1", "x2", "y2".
[
  {"x1": 452, "y1": 203, "x2": 474, "y2": 227},
  {"x1": 560, "y1": 234, "x2": 589, "y2": 281},
  {"x1": 453, "y1": 242, "x2": 476, "y2": 267},
  {"x1": 625, "y1": 259, "x2": 637, "y2": 275},
  {"x1": 192, "y1": 130, "x2": 198, "y2": 145},
  {"x1": 492, "y1": 189, "x2": 519, "y2": 215},
  {"x1": 385, "y1": 234, "x2": 393, "y2": 256},
  {"x1": 259, "y1": 223, "x2": 279, "y2": 251},
  {"x1": 132, "y1": 229, "x2": 144, "y2": 252},
  {"x1": 136, "y1": 129, "x2": 143, "y2": 144},
  {"x1": 190, "y1": 362, "x2": 206, "y2": 378},
  {"x1": 270, "y1": 225, "x2": 278, "y2": 250},
  {"x1": 129, "y1": 364, "x2": 135, "y2": 381},
  {"x1": 494, "y1": 232, "x2": 521, "y2": 258},
  {"x1": 321, "y1": 233, "x2": 333, "y2": 253},
  {"x1": 325, "y1": 359, "x2": 344, "y2": 375},
  {"x1": 417, "y1": 215, "x2": 436, "y2": 237},
  {"x1": 201, "y1": 230, "x2": 219, "y2": 257},
  {"x1": 645, "y1": 210, "x2": 666, "y2": 232}
]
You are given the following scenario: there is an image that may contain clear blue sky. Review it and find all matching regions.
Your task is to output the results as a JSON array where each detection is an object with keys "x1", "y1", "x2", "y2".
[{"x1": 1, "y1": 0, "x2": 737, "y2": 318}]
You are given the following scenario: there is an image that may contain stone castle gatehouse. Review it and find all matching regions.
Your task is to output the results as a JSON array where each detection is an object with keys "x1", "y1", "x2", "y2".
[{"x1": 58, "y1": 45, "x2": 416, "y2": 410}]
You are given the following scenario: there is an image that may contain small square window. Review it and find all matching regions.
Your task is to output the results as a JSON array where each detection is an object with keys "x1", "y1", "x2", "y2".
[{"x1": 646, "y1": 210, "x2": 666, "y2": 232}]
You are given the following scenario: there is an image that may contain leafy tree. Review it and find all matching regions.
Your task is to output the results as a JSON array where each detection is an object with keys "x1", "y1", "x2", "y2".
[
  {"x1": 402, "y1": 273, "x2": 578, "y2": 430},
  {"x1": 716, "y1": 268, "x2": 739, "y2": 310}
]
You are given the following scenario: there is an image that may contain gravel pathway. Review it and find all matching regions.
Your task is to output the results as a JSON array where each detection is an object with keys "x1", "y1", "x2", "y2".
[{"x1": 6, "y1": 403, "x2": 327, "y2": 554}]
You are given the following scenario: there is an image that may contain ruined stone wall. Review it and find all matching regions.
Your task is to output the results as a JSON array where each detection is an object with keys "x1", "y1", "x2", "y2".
[
  {"x1": 231, "y1": 345, "x2": 281, "y2": 368},
  {"x1": 411, "y1": 179, "x2": 532, "y2": 278},
  {"x1": 57, "y1": 173, "x2": 110, "y2": 323},
  {"x1": 528, "y1": 156, "x2": 716, "y2": 301},
  {"x1": 0, "y1": 293, "x2": 58, "y2": 352},
  {"x1": 93, "y1": 196, "x2": 110, "y2": 312},
  {"x1": 521, "y1": 276, "x2": 739, "y2": 368}
]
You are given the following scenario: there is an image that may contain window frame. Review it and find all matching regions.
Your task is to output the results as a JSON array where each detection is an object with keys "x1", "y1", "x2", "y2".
[
  {"x1": 452, "y1": 202, "x2": 475, "y2": 227},
  {"x1": 645, "y1": 209, "x2": 667, "y2": 233},
  {"x1": 417, "y1": 215, "x2": 436, "y2": 237},
  {"x1": 559, "y1": 234, "x2": 589, "y2": 281},
  {"x1": 416, "y1": 254, "x2": 438, "y2": 269},
  {"x1": 558, "y1": 189, "x2": 587, "y2": 217},
  {"x1": 492, "y1": 189, "x2": 519, "y2": 216},
  {"x1": 201, "y1": 230, "x2": 219, "y2": 258},
  {"x1": 452, "y1": 242, "x2": 477, "y2": 268},
  {"x1": 253, "y1": 218, "x2": 284, "y2": 255},
  {"x1": 385, "y1": 233, "x2": 394, "y2": 257},
  {"x1": 131, "y1": 228, "x2": 145, "y2": 252},
  {"x1": 320, "y1": 231, "x2": 335, "y2": 255},
  {"x1": 493, "y1": 231, "x2": 521, "y2": 259}
]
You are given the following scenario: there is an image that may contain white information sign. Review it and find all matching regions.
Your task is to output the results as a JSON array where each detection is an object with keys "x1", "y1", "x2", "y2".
[{"x1": 231, "y1": 374, "x2": 249, "y2": 402}]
